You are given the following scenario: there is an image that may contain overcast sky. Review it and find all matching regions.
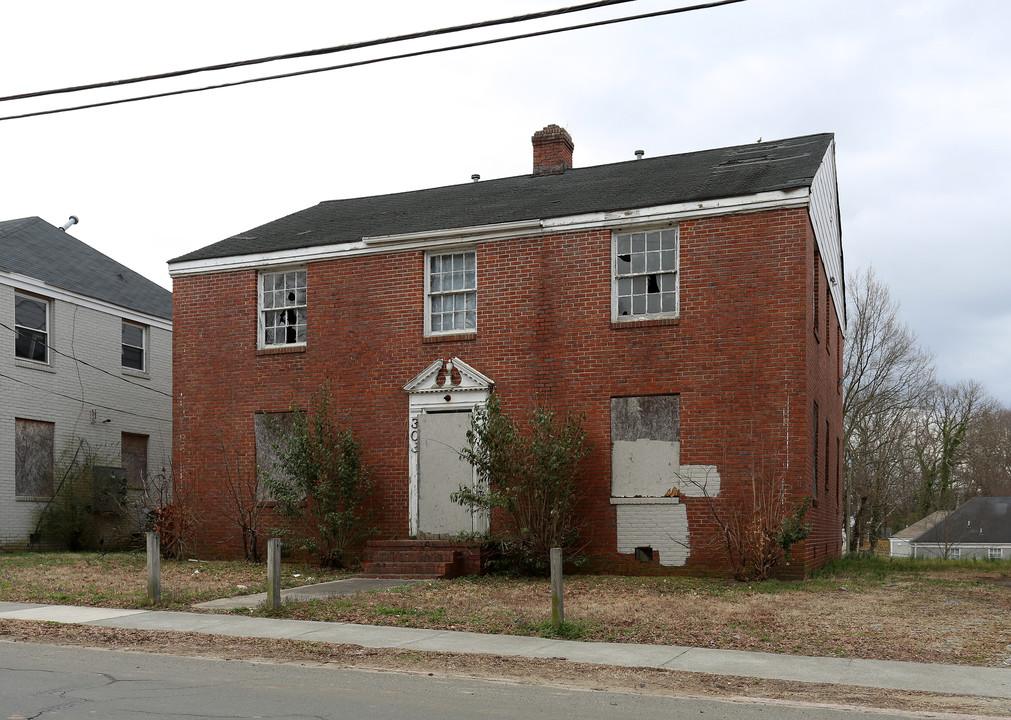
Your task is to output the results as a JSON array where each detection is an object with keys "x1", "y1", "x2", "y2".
[{"x1": 4, "y1": 0, "x2": 1010, "y2": 405}]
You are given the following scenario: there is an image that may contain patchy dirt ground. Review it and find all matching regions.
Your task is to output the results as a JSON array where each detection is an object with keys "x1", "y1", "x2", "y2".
[
  {"x1": 3, "y1": 554, "x2": 1011, "y2": 716},
  {"x1": 2, "y1": 619, "x2": 1009, "y2": 718}
]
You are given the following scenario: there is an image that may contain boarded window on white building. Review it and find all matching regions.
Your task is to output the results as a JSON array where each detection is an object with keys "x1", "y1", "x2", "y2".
[{"x1": 15, "y1": 418, "x2": 54, "y2": 498}]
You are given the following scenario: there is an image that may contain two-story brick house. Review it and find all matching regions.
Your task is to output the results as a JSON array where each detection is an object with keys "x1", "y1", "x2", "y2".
[
  {"x1": 169, "y1": 125, "x2": 844, "y2": 576},
  {"x1": 1, "y1": 217, "x2": 173, "y2": 549}
]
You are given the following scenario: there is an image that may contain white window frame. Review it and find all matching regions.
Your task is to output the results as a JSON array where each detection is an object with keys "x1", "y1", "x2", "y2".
[
  {"x1": 121, "y1": 320, "x2": 146, "y2": 372},
  {"x1": 425, "y1": 249, "x2": 477, "y2": 336},
  {"x1": 14, "y1": 291, "x2": 50, "y2": 364},
  {"x1": 258, "y1": 268, "x2": 307, "y2": 349},
  {"x1": 988, "y1": 547, "x2": 1002, "y2": 560},
  {"x1": 949, "y1": 547, "x2": 961, "y2": 560},
  {"x1": 612, "y1": 226, "x2": 679, "y2": 322}
]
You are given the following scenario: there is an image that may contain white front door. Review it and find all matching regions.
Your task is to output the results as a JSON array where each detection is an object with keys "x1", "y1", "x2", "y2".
[
  {"x1": 417, "y1": 410, "x2": 474, "y2": 538},
  {"x1": 404, "y1": 358, "x2": 494, "y2": 538}
]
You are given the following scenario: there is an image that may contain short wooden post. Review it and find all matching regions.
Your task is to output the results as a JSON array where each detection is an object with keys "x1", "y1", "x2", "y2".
[
  {"x1": 146, "y1": 532, "x2": 161, "y2": 605},
  {"x1": 266, "y1": 538, "x2": 282, "y2": 610},
  {"x1": 550, "y1": 547, "x2": 564, "y2": 630}
]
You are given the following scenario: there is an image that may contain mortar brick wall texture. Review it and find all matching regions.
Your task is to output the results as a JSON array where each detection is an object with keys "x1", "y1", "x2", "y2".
[
  {"x1": 0, "y1": 220, "x2": 173, "y2": 549},
  {"x1": 170, "y1": 128, "x2": 844, "y2": 577}
]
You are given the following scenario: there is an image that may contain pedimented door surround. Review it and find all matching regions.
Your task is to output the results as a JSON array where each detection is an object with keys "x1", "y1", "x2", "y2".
[{"x1": 404, "y1": 358, "x2": 494, "y2": 537}]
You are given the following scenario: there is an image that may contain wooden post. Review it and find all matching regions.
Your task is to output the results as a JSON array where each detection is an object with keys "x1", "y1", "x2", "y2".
[
  {"x1": 146, "y1": 532, "x2": 161, "y2": 605},
  {"x1": 550, "y1": 547, "x2": 564, "y2": 629},
  {"x1": 266, "y1": 538, "x2": 282, "y2": 610}
]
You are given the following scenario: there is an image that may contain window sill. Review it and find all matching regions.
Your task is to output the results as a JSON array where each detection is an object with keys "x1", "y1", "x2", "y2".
[
  {"x1": 16, "y1": 495, "x2": 53, "y2": 502},
  {"x1": 611, "y1": 316, "x2": 680, "y2": 330},
  {"x1": 15, "y1": 359, "x2": 54, "y2": 373},
  {"x1": 610, "y1": 496, "x2": 681, "y2": 505},
  {"x1": 257, "y1": 344, "x2": 307, "y2": 357},
  {"x1": 423, "y1": 332, "x2": 477, "y2": 344},
  {"x1": 122, "y1": 368, "x2": 150, "y2": 380}
]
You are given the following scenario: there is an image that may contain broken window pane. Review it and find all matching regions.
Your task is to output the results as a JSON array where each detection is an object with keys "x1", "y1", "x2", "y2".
[
  {"x1": 613, "y1": 228, "x2": 679, "y2": 319},
  {"x1": 260, "y1": 269, "x2": 307, "y2": 347}
]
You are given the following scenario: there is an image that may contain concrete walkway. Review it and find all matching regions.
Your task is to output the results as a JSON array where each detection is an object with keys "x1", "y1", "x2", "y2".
[{"x1": 1, "y1": 592, "x2": 1008, "y2": 700}]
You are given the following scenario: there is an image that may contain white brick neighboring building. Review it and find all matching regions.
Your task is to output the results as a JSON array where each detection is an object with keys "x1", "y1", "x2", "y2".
[{"x1": 0, "y1": 217, "x2": 172, "y2": 549}]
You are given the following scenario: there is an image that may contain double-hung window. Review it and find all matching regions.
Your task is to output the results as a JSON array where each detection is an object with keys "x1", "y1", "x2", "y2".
[
  {"x1": 259, "y1": 269, "x2": 307, "y2": 348},
  {"x1": 122, "y1": 321, "x2": 146, "y2": 371},
  {"x1": 613, "y1": 228, "x2": 678, "y2": 320},
  {"x1": 15, "y1": 292, "x2": 49, "y2": 363},
  {"x1": 427, "y1": 251, "x2": 476, "y2": 335}
]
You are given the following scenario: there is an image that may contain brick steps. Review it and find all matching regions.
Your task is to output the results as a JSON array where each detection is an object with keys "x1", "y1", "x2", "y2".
[{"x1": 362, "y1": 540, "x2": 485, "y2": 579}]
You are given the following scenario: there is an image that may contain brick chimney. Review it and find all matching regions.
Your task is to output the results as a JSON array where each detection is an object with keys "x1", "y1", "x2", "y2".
[{"x1": 531, "y1": 124, "x2": 574, "y2": 176}]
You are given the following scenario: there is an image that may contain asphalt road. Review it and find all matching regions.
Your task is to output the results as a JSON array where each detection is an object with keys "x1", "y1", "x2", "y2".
[{"x1": 1, "y1": 641, "x2": 915, "y2": 719}]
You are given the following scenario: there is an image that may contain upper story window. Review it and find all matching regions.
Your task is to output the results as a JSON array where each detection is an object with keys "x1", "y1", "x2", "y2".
[
  {"x1": 427, "y1": 251, "x2": 476, "y2": 335},
  {"x1": 15, "y1": 292, "x2": 49, "y2": 363},
  {"x1": 122, "y1": 321, "x2": 146, "y2": 371},
  {"x1": 259, "y1": 269, "x2": 307, "y2": 348},
  {"x1": 613, "y1": 228, "x2": 678, "y2": 320}
]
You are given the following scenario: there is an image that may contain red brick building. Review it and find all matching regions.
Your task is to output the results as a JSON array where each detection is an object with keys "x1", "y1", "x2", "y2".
[{"x1": 168, "y1": 125, "x2": 844, "y2": 576}]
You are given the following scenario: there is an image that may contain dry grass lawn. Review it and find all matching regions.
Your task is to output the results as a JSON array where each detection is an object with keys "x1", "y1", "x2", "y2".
[{"x1": 1, "y1": 552, "x2": 1009, "y2": 667}]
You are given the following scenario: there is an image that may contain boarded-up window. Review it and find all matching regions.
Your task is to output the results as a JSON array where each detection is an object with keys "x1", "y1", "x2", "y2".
[
  {"x1": 611, "y1": 395, "x2": 680, "y2": 497},
  {"x1": 15, "y1": 418, "x2": 54, "y2": 498},
  {"x1": 122, "y1": 433, "x2": 148, "y2": 489},
  {"x1": 254, "y1": 412, "x2": 295, "y2": 499}
]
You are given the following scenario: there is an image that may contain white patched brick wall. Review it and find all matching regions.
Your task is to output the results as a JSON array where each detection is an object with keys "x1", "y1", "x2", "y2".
[
  {"x1": 611, "y1": 497, "x2": 690, "y2": 567},
  {"x1": 0, "y1": 282, "x2": 172, "y2": 548}
]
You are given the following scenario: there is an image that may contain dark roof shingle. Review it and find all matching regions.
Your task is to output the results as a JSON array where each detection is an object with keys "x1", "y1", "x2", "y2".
[
  {"x1": 913, "y1": 497, "x2": 1011, "y2": 545},
  {"x1": 0, "y1": 217, "x2": 172, "y2": 320},
  {"x1": 171, "y1": 133, "x2": 834, "y2": 264}
]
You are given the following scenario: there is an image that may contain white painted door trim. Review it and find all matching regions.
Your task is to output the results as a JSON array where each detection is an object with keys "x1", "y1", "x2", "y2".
[{"x1": 404, "y1": 357, "x2": 493, "y2": 537}]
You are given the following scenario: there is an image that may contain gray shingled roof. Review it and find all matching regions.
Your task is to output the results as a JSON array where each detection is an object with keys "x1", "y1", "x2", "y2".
[
  {"x1": 0, "y1": 217, "x2": 172, "y2": 320},
  {"x1": 171, "y1": 133, "x2": 834, "y2": 264},
  {"x1": 913, "y1": 497, "x2": 1011, "y2": 545},
  {"x1": 892, "y1": 510, "x2": 949, "y2": 539}
]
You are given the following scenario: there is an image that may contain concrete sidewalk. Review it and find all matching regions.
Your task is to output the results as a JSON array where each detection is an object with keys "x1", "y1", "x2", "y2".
[{"x1": 1, "y1": 598, "x2": 1008, "y2": 699}]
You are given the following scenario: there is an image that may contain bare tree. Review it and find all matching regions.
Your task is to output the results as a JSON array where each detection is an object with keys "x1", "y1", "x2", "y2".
[
  {"x1": 213, "y1": 432, "x2": 265, "y2": 562},
  {"x1": 843, "y1": 267, "x2": 934, "y2": 551},
  {"x1": 914, "y1": 379, "x2": 996, "y2": 513},
  {"x1": 962, "y1": 405, "x2": 1011, "y2": 497}
]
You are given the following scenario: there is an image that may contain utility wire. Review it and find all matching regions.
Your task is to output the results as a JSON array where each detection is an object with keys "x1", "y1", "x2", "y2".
[
  {"x1": 0, "y1": 319, "x2": 173, "y2": 398},
  {"x1": 0, "y1": 0, "x2": 642, "y2": 102},
  {"x1": 0, "y1": 0, "x2": 745, "y2": 122},
  {"x1": 0, "y1": 370, "x2": 172, "y2": 423}
]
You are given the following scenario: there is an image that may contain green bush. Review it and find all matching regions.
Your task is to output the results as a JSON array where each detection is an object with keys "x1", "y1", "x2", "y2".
[
  {"x1": 260, "y1": 387, "x2": 374, "y2": 567},
  {"x1": 453, "y1": 395, "x2": 588, "y2": 576}
]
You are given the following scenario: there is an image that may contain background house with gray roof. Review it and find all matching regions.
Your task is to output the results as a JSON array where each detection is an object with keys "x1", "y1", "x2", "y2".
[
  {"x1": 0, "y1": 216, "x2": 172, "y2": 549},
  {"x1": 909, "y1": 497, "x2": 1011, "y2": 560}
]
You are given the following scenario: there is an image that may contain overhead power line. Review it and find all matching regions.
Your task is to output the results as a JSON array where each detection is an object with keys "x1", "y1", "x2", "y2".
[
  {"x1": 0, "y1": 0, "x2": 641, "y2": 103},
  {"x1": 0, "y1": 318, "x2": 173, "y2": 399},
  {"x1": 0, "y1": 0, "x2": 745, "y2": 122},
  {"x1": 0, "y1": 370, "x2": 171, "y2": 423}
]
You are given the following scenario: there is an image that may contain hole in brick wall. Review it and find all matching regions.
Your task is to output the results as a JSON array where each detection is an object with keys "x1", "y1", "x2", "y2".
[{"x1": 635, "y1": 546, "x2": 654, "y2": 562}]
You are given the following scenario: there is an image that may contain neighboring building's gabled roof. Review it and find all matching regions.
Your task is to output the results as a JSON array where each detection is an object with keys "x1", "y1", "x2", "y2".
[
  {"x1": 892, "y1": 511, "x2": 950, "y2": 540},
  {"x1": 171, "y1": 132, "x2": 835, "y2": 264},
  {"x1": 912, "y1": 497, "x2": 1011, "y2": 545},
  {"x1": 0, "y1": 216, "x2": 172, "y2": 320}
]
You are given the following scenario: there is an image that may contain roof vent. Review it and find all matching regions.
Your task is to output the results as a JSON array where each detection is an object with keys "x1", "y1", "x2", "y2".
[
  {"x1": 471, "y1": 174, "x2": 480, "y2": 182},
  {"x1": 60, "y1": 215, "x2": 79, "y2": 232},
  {"x1": 635, "y1": 150, "x2": 644, "y2": 160}
]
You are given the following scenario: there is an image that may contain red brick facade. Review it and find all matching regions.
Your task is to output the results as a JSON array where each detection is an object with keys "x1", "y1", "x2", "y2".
[{"x1": 172, "y1": 205, "x2": 843, "y2": 576}]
